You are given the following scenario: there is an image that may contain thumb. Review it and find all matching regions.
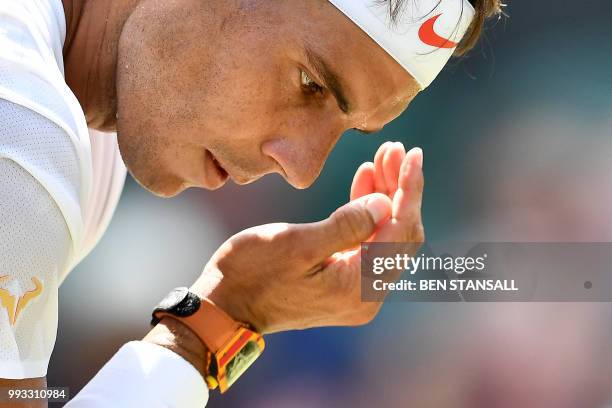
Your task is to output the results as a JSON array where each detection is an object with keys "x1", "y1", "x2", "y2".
[{"x1": 305, "y1": 193, "x2": 392, "y2": 259}]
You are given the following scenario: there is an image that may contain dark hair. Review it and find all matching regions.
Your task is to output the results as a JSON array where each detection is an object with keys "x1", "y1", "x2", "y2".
[{"x1": 379, "y1": 0, "x2": 505, "y2": 56}]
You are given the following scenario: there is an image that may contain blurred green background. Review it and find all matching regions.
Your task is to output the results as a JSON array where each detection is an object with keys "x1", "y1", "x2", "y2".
[{"x1": 50, "y1": 1, "x2": 612, "y2": 407}]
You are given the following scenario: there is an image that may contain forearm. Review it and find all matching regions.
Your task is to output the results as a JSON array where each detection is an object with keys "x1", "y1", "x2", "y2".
[
  {"x1": 0, "y1": 377, "x2": 47, "y2": 408},
  {"x1": 142, "y1": 317, "x2": 210, "y2": 377},
  {"x1": 65, "y1": 320, "x2": 209, "y2": 407}
]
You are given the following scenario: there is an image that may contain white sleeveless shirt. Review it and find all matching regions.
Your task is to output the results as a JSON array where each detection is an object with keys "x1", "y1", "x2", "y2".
[{"x1": 0, "y1": 0, "x2": 126, "y2": 377}]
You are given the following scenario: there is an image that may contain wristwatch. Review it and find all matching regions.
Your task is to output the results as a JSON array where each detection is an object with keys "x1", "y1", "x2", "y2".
[{"x1": 151, "y1": 287, "x2": 265, "y2": 393}]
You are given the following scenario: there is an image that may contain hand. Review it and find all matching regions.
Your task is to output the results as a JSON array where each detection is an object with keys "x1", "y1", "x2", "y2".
[
  {"x1": 191, "y1": 144, "x2": 425, "y2": 333},
  {"x1": 352, "y1": 141, "x2": 409, "y2": 201}
]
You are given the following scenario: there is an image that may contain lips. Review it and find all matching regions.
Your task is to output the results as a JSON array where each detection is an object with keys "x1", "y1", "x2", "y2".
[{"x1": 204, "y1": 150, "x2": 229, "y2": 189}]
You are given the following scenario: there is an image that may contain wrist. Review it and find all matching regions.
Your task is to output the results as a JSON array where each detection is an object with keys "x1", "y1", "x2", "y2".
[
  {"x1": 192, "y1": 274, "x2": 263, "y2": 332},
  {"x1": 143, "y1": 317, "x2": 209, "y2": 378},
  {"x1": 150, "y1": 287, "x2": 266, "y2": 393}
]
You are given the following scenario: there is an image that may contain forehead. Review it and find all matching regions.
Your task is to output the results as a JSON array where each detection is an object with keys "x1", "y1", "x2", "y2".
[{"x1": 303, "y1": 1, "x2": 421, "y2": 125}]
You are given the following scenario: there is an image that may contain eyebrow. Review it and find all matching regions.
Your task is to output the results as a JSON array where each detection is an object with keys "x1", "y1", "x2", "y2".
[{"x1": 304, "y1": 46, "x2": 352, "y2": 114}]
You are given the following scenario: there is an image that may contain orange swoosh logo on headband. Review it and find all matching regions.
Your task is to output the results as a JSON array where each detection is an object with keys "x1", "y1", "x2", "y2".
[{"x1": 418, "y1": 14, "x2": 458, "y2": 49}]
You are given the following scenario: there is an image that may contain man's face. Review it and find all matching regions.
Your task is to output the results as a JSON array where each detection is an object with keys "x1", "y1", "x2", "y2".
[{"x1": 116, "y1": 0, "x2": 420, "y2": 197}]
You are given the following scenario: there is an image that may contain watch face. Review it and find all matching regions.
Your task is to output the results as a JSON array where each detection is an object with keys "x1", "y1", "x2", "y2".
[
  {"x1": 216, "y1": 328, "x2": 265, "y2": 392},
  {"x1": 157, "y1": 287, "x2": 190, "y2": 310},
  {"x1": 224, "y1": 340, "x2": 263, "y2": 389},
  {"x1": 152, "y1": 288, "x2": 201, "y2": 325}
]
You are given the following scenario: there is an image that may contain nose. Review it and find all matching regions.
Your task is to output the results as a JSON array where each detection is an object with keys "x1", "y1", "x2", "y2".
[{"x1": 262, "y1": 128, "x2": 343, "y2": 189}]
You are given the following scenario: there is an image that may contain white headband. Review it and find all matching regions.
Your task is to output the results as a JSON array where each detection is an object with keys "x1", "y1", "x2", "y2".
[{"x1": 328, "y1": 0, "x2": 475, "y2": 88}]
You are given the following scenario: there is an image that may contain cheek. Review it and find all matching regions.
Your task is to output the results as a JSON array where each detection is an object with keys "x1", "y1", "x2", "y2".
[
  {"x1": 198, "y1": 66, "x2": 297, "y2": 161},
  {"x1": 202, "y1": 61, "x2": 286, "y2": 129},
  {"x1": 117, "y1": 13, "x2": 207, "y2": 140}
]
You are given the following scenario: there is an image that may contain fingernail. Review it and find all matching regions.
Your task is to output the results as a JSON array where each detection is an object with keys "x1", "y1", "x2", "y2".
[
  {"x1": 411, "y1": 147, "x2": 423, "y2": 168},
  {"x1": 365, "y1": 196, "x2": 390, "y2": 224}
]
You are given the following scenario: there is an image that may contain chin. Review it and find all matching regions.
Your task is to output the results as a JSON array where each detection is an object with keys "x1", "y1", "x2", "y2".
[
  {"x1": 148, "y1": 186, "x2": 185, "y2": 198},
  {"x1": 129, "y1": 168, "x2": 187, "y2": 198}
]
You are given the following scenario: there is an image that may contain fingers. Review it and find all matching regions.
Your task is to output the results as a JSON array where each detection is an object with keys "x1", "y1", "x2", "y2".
[
  {"x1": 303, "y1": 193, "x2": 392, "y2": 259},
  {"x1": 350, "y1": 162, "x2": 375, "y2": 201},
  {"x1": 368, "y1": 147, "x2": 425, "y2": 244},
  {"x1": 393, "y1": 147, "x2": 424, "y2": 221},
  {"x1": 382, "y1": 142, "x2": 406, "y2": 197},
  {"x1": 350, "y1": 142, "x2": 404, "y2": 201},
  {"x1": 374, "y1": 141, "x2": 406, "y2": 196},
  {"x1": 373, "y1": 142, "x2": 393, "y2": 193}
]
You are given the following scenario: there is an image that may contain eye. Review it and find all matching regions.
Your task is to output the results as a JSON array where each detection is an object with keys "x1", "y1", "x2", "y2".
[{"x1": 300, "y1": 70, "x2": 324, "y2": 95}]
